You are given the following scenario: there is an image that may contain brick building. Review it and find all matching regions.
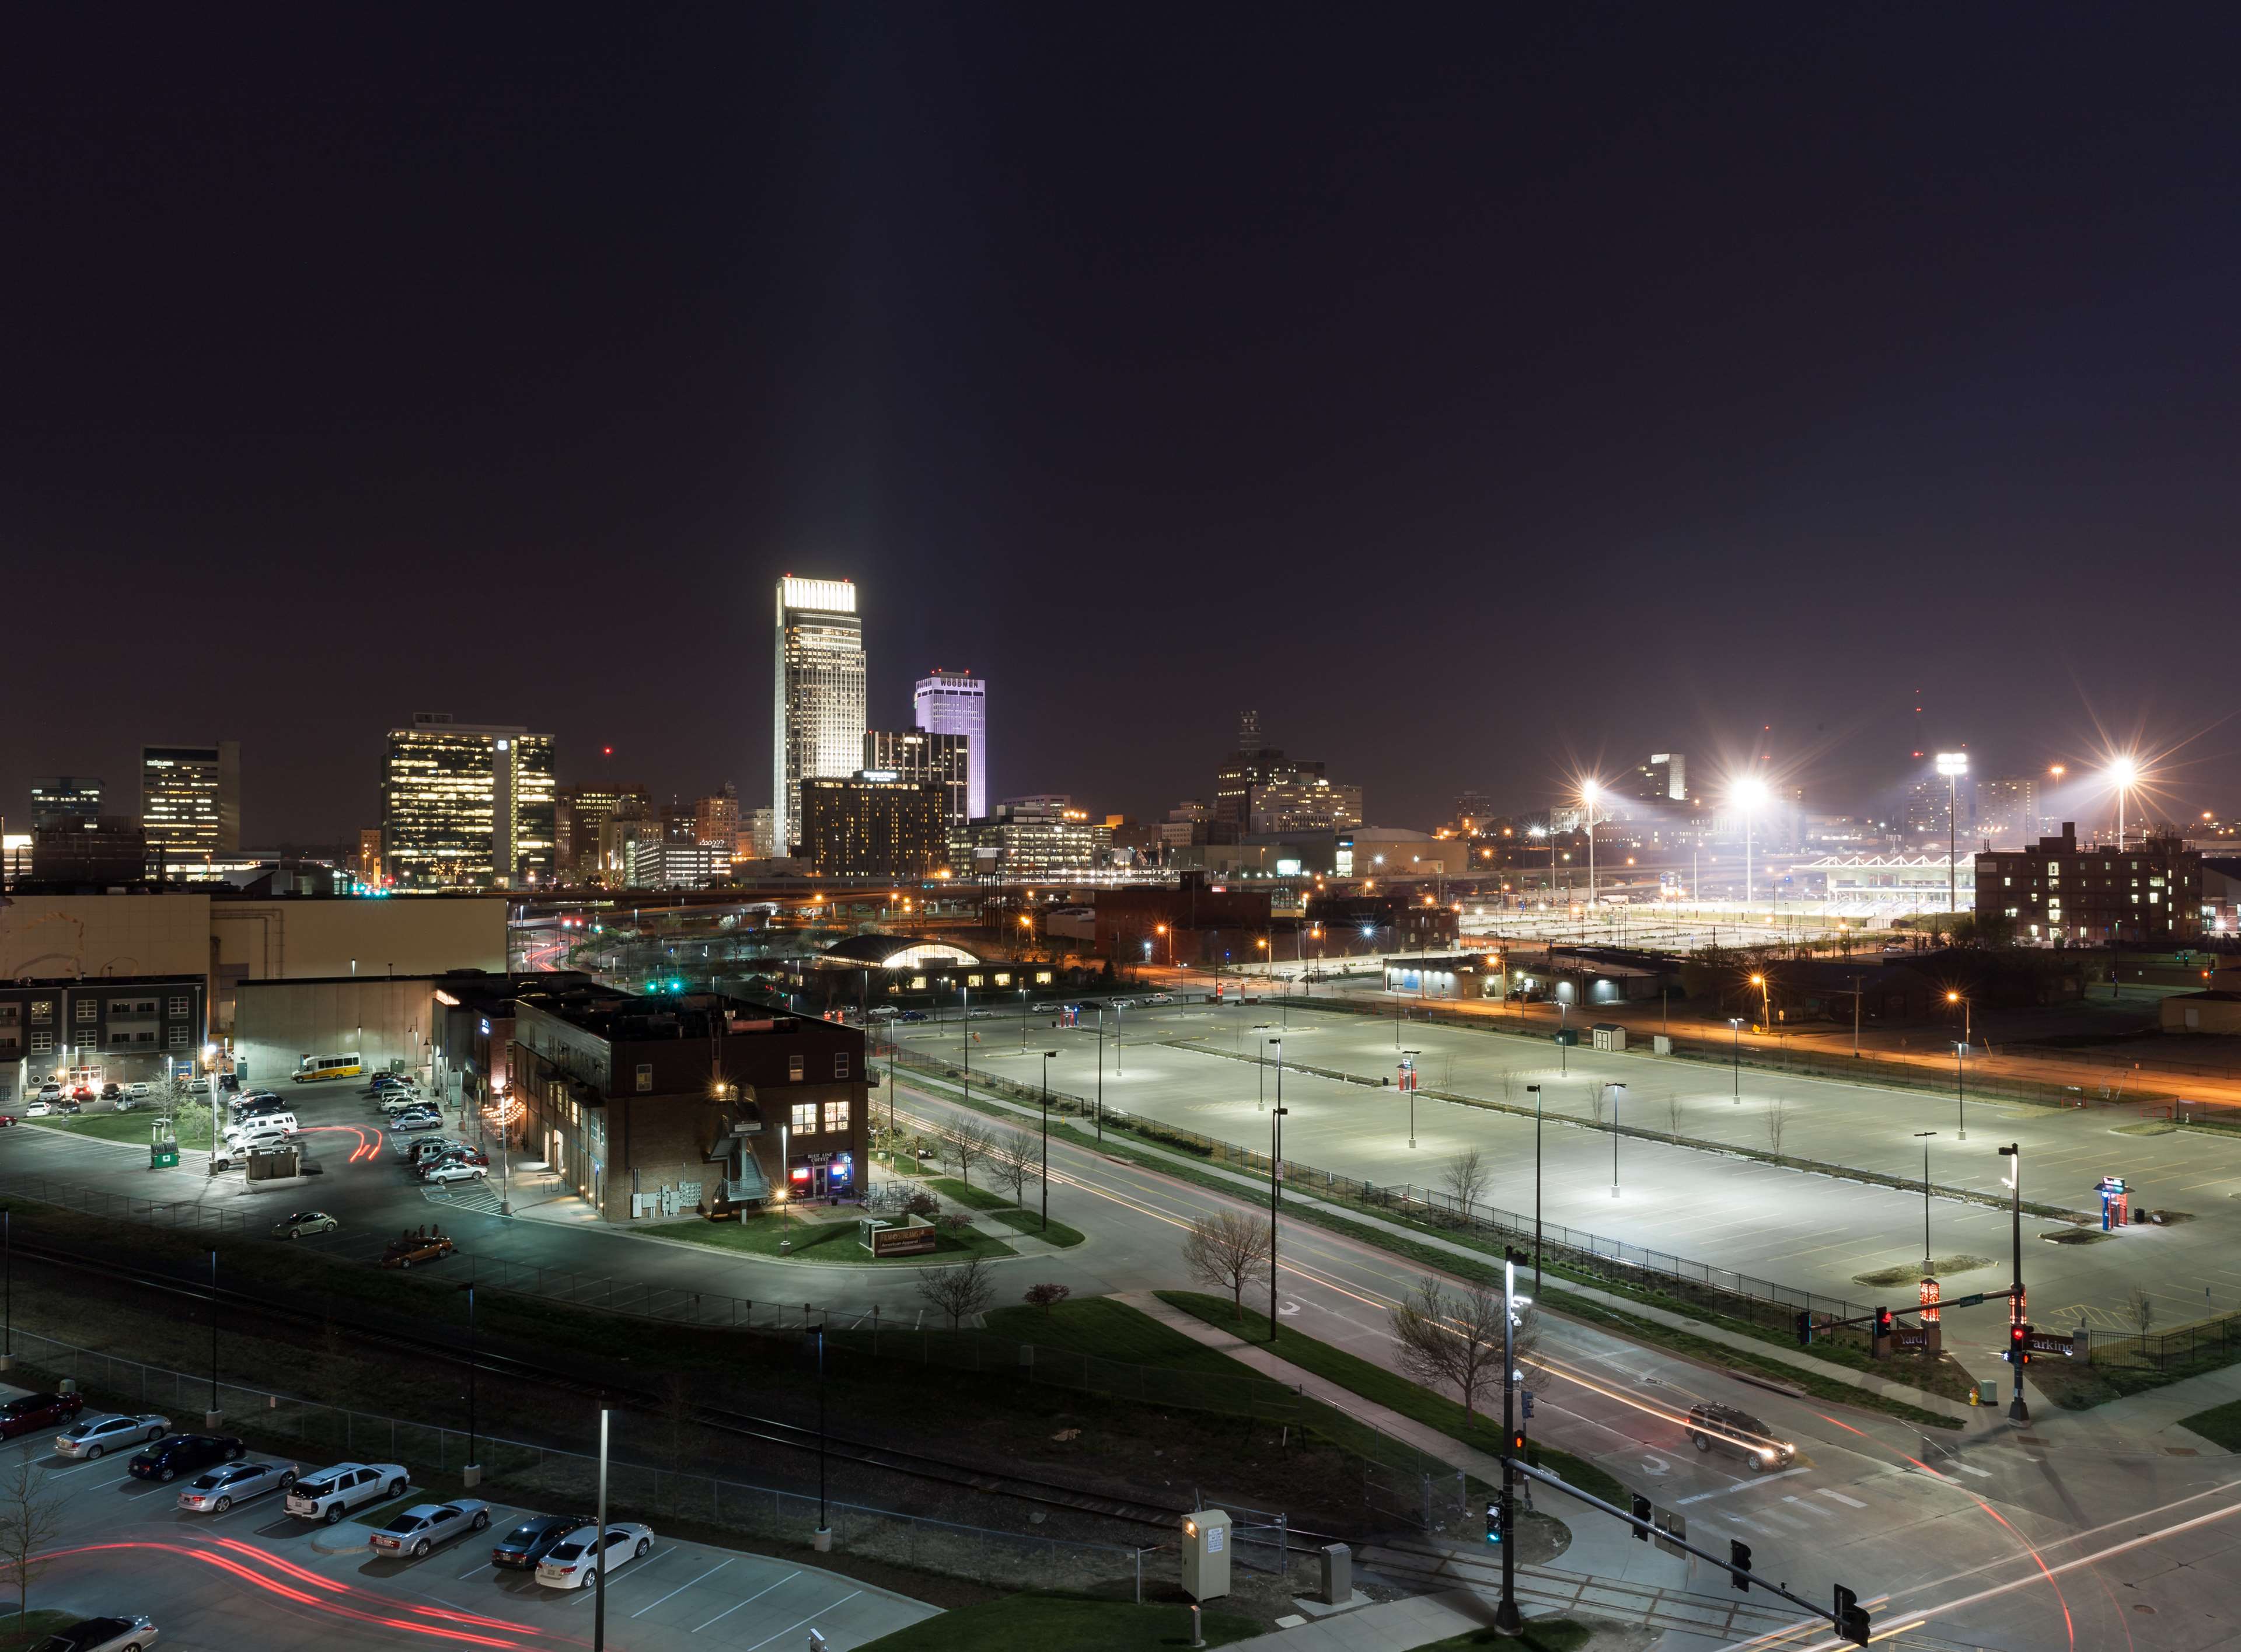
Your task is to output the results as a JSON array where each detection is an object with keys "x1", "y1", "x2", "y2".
[
  {"x1": 1974, "y1": 824, "x2": 2202, "y2": 945},
  {"x1": 509, "y1": 983, "x2": 867, "y2": 1222}
]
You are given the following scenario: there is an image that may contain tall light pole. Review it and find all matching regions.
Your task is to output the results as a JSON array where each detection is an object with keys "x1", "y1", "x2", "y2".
[
  {"x1": 1608, "y1": 1082, "x2": 1625, "y2": 1197},
  {"x1": 1253, "y1": 1024, "x2": 1272, "y2": 1110},
  {"x1": 1729, "y1": 1016, "x2": 1744, "y2": 1101},
  {"x1": 2108, "y1": 755, "x2": 2138, "y2": 850},
  {"x1": 1913, "y1": 1132, "x2": 1937, "y2": 1274},
  {"x1": 1936, "y1": 752, "x2": 1969, "y2": 919},
  {"x1": 1732, "y1": 775, "x2": 1770, "y2": 914},
  {"x1": 1998, "y1": 1144, "x2": 2028, "y2": 1422},
  {"x1": 1581, "y1": 779, "x2": 1601, "y2": 908},
  {"x1": 1402, "y1": 1049, "x2": 1420, "y2": 1148},
  {"x1": 1495, "y1": 1248, "x2": 1527, "y2": 1636},
  {"x1": 1269, "y1": 1043, "x2": 1287, "y2": 1344},
  {"x1": 1094, "y1": 1009, "x2": 1104, "y2": 1140}
]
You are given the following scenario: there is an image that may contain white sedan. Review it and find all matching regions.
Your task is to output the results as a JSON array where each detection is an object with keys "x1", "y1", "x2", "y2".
[
  {"x1": 534, "y1": 1522, "x2": 654, "y2": 1589},
  {"x1": 177, "y1": 1461, "x2": 297, "y2": 1513},
  {"x1": 423, "y1": 1162, "x2": 486, "y2": 1188},
  {"x1": 270, "y1": 1211, "x2": 339, "y2": 1239},
  {"x1": 54, "y1": 1413, "x2": 170, "y2": 1460},
  {"x1": 33, "y1": 1616, "x2": 158, "y2": 1652}
]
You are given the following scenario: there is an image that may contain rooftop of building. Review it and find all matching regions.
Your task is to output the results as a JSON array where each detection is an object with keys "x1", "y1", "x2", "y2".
[
  {"x1": 515, "y1": 982, "x2": 836, "y2": 1045},
  {"x1": 1, "y1": 972, "x2": 209, "y2": 989},
  {"x1": 822, "y1": 933, "x2": 983, "y2": 967}
]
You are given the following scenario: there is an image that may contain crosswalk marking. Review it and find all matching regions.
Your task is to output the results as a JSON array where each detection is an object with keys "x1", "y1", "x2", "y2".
[
  {"x1": 1782, "y1": 1495, "x2": 1835, "y2": 1517},
  {"x1": 1816, "y1": 1488, "x2": 1868, "y2": 1509},
  {"x1": 1954, "y1": 1464, "x2": 1992, "y2": 1479}
]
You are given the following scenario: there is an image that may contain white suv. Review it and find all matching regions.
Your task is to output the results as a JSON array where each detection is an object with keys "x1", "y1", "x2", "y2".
[{"x1": 284, "y1": 1462, "x2": 409, "y2": 1524}]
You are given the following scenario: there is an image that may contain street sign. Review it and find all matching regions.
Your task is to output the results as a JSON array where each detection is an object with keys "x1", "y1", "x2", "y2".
[
  {"x1": 1653, "y1": 1508, "x2": 1687, "y2": 1557},
  {"x1": 2024, "y1": 1331, "x2": 2075, "y2": 1358}
]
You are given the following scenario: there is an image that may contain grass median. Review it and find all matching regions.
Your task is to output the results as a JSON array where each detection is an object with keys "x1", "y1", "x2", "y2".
[
  {"x1": 1156, "y1": 1291, "x2": 1627, "y2": 1507},
  {"x1": 647, "y1": 1213, "x2": 1015, "y2": 1263},
  {"x1": 856, "y1": 1595, "x2": 1261, "y2": 1651}
]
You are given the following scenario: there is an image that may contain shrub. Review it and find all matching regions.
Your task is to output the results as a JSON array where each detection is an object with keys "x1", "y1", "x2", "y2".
[{"x1": 1024, "y1": 1282, "x2": 1071, "y2": 1311}]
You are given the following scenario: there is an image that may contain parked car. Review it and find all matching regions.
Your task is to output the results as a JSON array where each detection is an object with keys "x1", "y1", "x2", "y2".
[
  {"x1": 125, "y1": 1082, "x2": 153, "y2": 1101},
  {"x1": 128, "y1": 1433, "x2": 244, "y2": 1483},
  {"x1": 1684, "y1": 1402, "x2": 1794, "y2": 1473},
  {"x1": 865, "y1": 1005, "x2": 897, "y2": 1020},
  {"x1": 176, "y1": 1460, "x2": 298, "y2": 1513},
  {"x1": 33, "y1": 1616, "x2": 158, "y2": 1652},
  {"x1": 490, "y1": 1513, "x2": 593, "y2": 1571},
  {"x1": 379, "y1": 1230, "x2": 455, "y2": 1269},
  {"x1": 36, "y1": 1084, "x2": 61, "y2": 1102},
  {"x1": 371, "y1": 1500, "x2": 491, "y2": 1558},
  {"x1": 270, "y1": 1211, "x2": 339, "y2": 1240},
  {"x1": 285, "y1": 1461, "x2": 410, "y2": 1524},
  {"x1": 0, "y1": 1392, "x2": 83, "y2": 1439},
  {"x1": 24, "y1": 1101, "x2": 52, "y2": 1119},
  {"x1": 390, "y1": 1110, "x2": 443, "y2": 1134},
  {"x1": 897, "y1": 1010, "x2": 928, "y2": 1024},
  {"x1": 100, "y1": 1083, "x2": 122, "y2": 1103},
  {"x1": 423, "y1": 1162, "x2": 487, "y2": 1188},
  {"x1": 54, "y1": 1413, "x2": 170, "y2": 1459},
  {"x1": 0, "y1": 1115, "x2": 15, "y2": 1128},
  {"x1": 376, "y1": 1090, "x2": 428, "y2": 1114},
  {"x1": 534, "y1": 1522, "x2": 654, "y2": 1590}
]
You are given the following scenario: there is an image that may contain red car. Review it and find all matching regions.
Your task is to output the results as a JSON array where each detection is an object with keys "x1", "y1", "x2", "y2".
[
  {"x1": 0, "y1": 1392, "x2": 83, "y2": 1439},
  {"x1": 0, "y1": 1115, "x2": 15, "y2": 1128}
]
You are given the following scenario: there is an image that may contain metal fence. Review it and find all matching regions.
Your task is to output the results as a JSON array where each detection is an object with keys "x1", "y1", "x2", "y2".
[
  {"x1": 2078, "y1": 1306, "x2": 2241, "y2": 1372},
  {"x1": 0, "y1": 1321, "x2": 1158, "y2": 1593}
]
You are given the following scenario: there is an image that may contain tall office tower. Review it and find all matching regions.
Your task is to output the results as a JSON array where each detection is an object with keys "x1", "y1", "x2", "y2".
[
  {"x1": 356, "y1": 829, "x2": 383, "y2": 886},
  {"x1": 1629, "y1": 753, "x2": 1687, "y2": 805},
  {"x1": 913, "y1": 669, "x2": 987, "y2": 820},
  {"x1": 140, "y1": 742, "x2": 241, "y2": 857},
  {"x1": 29, "y1": 778, "x2": 102, "y2": 829},
  {"x1": 1213, "y1": 711, "x2": 1319, "y2": 832},
  {"x1": 865, "y1": 729, "x2": 972, "y2": 826},
  {"x1": 774, "y1": 577, "x2": 867, "y2": 854},
  {"x1": 382, "y1": 714, "x2": 557, "y2": 889}
]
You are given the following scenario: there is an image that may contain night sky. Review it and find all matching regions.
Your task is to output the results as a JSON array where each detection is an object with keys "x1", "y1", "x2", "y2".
[{"x1": 9, "y1": 7, "x2": 2239, "y2": 843}]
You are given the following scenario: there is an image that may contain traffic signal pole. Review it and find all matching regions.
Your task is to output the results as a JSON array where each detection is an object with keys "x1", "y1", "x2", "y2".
[
  {"x1": 2001, "y1": 1143, "x2": 2029, "y2": 1422},
  {"x1": 1503, "y1": 1459, "x2": 1869, "y2": 1642},
  {"x1": 1495, "y1": 1250, "x2": 1524, "y2": 1634}
]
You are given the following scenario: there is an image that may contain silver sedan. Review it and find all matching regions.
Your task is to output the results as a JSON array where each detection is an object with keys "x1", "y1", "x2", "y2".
[
  {"x1": 176, "y1": 1461, "x2": 298, "y2": 1513},
  {"x1": 54, "y1": 1414, "x2": 170, "y2": 1460},
  {"x1": 370, "y1": 1499, "x2": 491, "y2": 1559},
  {"x1": 34, "y1": 1616, "x2": 157, "y2": 1652}
]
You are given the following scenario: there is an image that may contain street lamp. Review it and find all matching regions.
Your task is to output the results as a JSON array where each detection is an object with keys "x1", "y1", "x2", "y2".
[
  {"x1": 1038, "y1": 1051, "x2": 1059, "y2": 1232},
  {"x1": 1728, "y1": 1016, "x2": 1744, "y2": 1101},
  {"x1": 1749, "y1": 971, "x2": 1772, "y2": 1032},
  {"x1": 1018, "y1": 986, "x2": 1029, "y2": 1052},
  {"x1": 1913, "y1": 1131, "x2": 1937, "y2": 1274},
  {"x1": 1269, "y1": 1057, "x2": 1289, "y2": 1346},
  {"x1": 1402, "y1": 1049, "x2": 1420, "y2": 1148},
  {"x1": 1526, "y1": 1084, "x2": 1544, "y2": 1299},
  {"x1": 489, "y1": 1076, "x2": 516, "y2": 1216},
  {"x1": 1946, "y1": 990, "x2": 1970, "y2": 1140},
  {"x1": 1253, "y1": 1025, "x2": 1272, "y2": 1110},
  {"x1": 1935, "y1": 752, "x2": 1968, "y2": 918},
  {"x1": 1607, "y1": 1082, "x2": 1625, "y2": 1197}
]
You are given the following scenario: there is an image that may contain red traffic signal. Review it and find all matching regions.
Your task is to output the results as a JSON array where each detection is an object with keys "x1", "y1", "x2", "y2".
[
  {"x1": 1511, "y1": 1428, "x2": 1527, "y2": 1455},
  {"x1": 1873, "y1": 1305, "x2": 1894, "y2": 1337},
  {"x1": 2010, "y1": 1322, "x2": 2033, "y2": 1364}
]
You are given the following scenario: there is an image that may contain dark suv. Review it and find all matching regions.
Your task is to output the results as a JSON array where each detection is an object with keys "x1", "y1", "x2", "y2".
[
  {"x1": 128, "y1": 1433, "x2": 245, "y2": 1482},
  {"x1": 1685, "y1": 1403, "x2": 1793, "y2": 1473}
]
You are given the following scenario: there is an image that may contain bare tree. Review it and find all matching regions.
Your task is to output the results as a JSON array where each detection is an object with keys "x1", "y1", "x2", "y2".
[
  {"x1": 1441, "y1": 1148, "x2": 1489, "y2": 1221},
  {"x1": 1181, "y1": 1211, "x2": 1275, "y2": 1321},
  {"x1": 916, "y1": 1256, "x2": 996, "y2": 1328},
  {"x1": 2128, "y1": 1283, "x2": 2156, "y2": 1350},
  {"x1": 1666, "y1": 1089, "x2": 1683, "y2": 1143},
  {"x1": 1587, "y1": 1083, "x2": 1607, "y2": 1127},
  {"x1": 0, "y1": 1454, "x2": 64, "y2": 1626},
  {"x1": 1387, "y1": 1274, "x2": 1515, "y2": 1424},
  {"x1": 945, "y1": 1120, "x2": 995, "y2": 1186},
  {"x1": 992, "y1": 1128, "x2": 1038, "y2": 1206},
  {"x1": 1765, "y1": 1096, "x2": 1788, "y2": 1157}
]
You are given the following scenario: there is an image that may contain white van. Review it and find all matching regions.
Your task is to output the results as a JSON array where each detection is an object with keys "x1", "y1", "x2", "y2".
[{"x1": 225, "y1": 1113, "x2": 298, "y2": 1147}]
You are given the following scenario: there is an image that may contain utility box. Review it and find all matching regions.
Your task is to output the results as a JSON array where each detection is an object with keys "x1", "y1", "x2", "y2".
[
  {"x1": 1652, "y1": 1034, "x2": 1673, "y2": 1056},
  {"x1": 1180, "y1": 1508, "x2": 1231, "y2": 1601},
  {"x1": 1318, "y1": 1542, "x2": 1350, "y2": 1605}
]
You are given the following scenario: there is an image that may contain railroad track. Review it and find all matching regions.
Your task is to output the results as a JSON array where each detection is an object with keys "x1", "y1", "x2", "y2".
[{"x1": 5, "y1": 1235, "x2": 1346, "y2": 1545}]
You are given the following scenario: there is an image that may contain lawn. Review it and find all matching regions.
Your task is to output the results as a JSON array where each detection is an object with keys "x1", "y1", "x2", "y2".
[
  {"x1": 854, "y1": 1594, "x2": 1261, "y2": 1650},
  {"x1": 1157, "y1": 1291, "x2": 1628, "y2": 1507},
  {"x1": 2176, "y1": 1397, "x2": 2241, "y2": 1451},
  {"x1": 0, "y1": 1612, "x2": 85, "y2": 1652},
  {"x1": 647, "y1": 1214, "x2": 1015, "y2": 1263},
  {"x1": 986, "y1": 1208, "x2": 1085, "y2": 1247},
  {"x1": 29, "y1": 1108, "x2": 211, "y2": 1147},
  {"x1": 978, "y1": 1296, "x2": 1244, "y2": 1375},
  {"x1": 931, "y1": 1176, "x2": 1017, "y2": 1212}
]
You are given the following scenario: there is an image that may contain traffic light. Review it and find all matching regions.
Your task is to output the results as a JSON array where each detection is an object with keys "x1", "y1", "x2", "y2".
[
  {"x1": 1631, "y1": 1493, "x2": 1652, "y2": 1540},
  {"x1": 1873, "y1": 1305, "x2": 1893, "y2": 1337},
  {"x1": 1730, "y1": 1539, "x2": 1753, "y2": 1593},
  {"x1": 2010, "y1": 1322, "x2": 2032, "y2": 1365},
  {"x1": 1834, "y1": 1584, "x2": 1870, "y2": 1646},
  {"x1": 1485, "y1": 1499, "x2": 1501, "y2": 1546},
  {"x1": 1795, "y1": 1309, "x2": 1813, "y2": 1346},
  {"x1": 1522, "y1": 1390, "x2": 1535, "y2": 1421},
  {"x1": 1511, "y1": 1426, "x2": 1527, "y2": 1455}
]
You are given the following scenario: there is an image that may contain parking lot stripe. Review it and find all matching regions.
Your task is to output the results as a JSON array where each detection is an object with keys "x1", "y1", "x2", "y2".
[
  {"x1": 40, "y1": 1459, "x2": 106, "y2": 1478},
  {"x1": 456, "y1": 1560, "x2": 494, "y2": 1580},
  {"x1": 632, "y1": 1556, "x2": 734, "y2": 1617},
  {"x1": 1675, "y1": 1467, "x2": 1809, "y2": 1505},
  {"x1": 693, "y1": 1570, "x2": 800, "y2": 1632},
  {"x1": 741, "y1": 1591, "x2": 861, "y2": 1651}
]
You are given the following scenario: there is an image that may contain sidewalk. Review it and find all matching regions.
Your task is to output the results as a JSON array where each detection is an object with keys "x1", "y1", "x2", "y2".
[{"x1": 1223, "y1": 1589, "x2": 1503, "y2": 1651}]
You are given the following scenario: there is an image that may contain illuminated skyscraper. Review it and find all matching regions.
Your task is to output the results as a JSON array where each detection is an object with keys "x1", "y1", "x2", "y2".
[
  {"x1": 914, "y1": 669, "x2": 987, "y2": 820},
  {"x1": 382, "y1": 714, "x2": 556, "y2": 889},
  {"x1": 141, "y1": 741, "x2": 240, "y2": 858},
  {"x1": 774, "y1": 577, "x2": 867, "y2": 854}
]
